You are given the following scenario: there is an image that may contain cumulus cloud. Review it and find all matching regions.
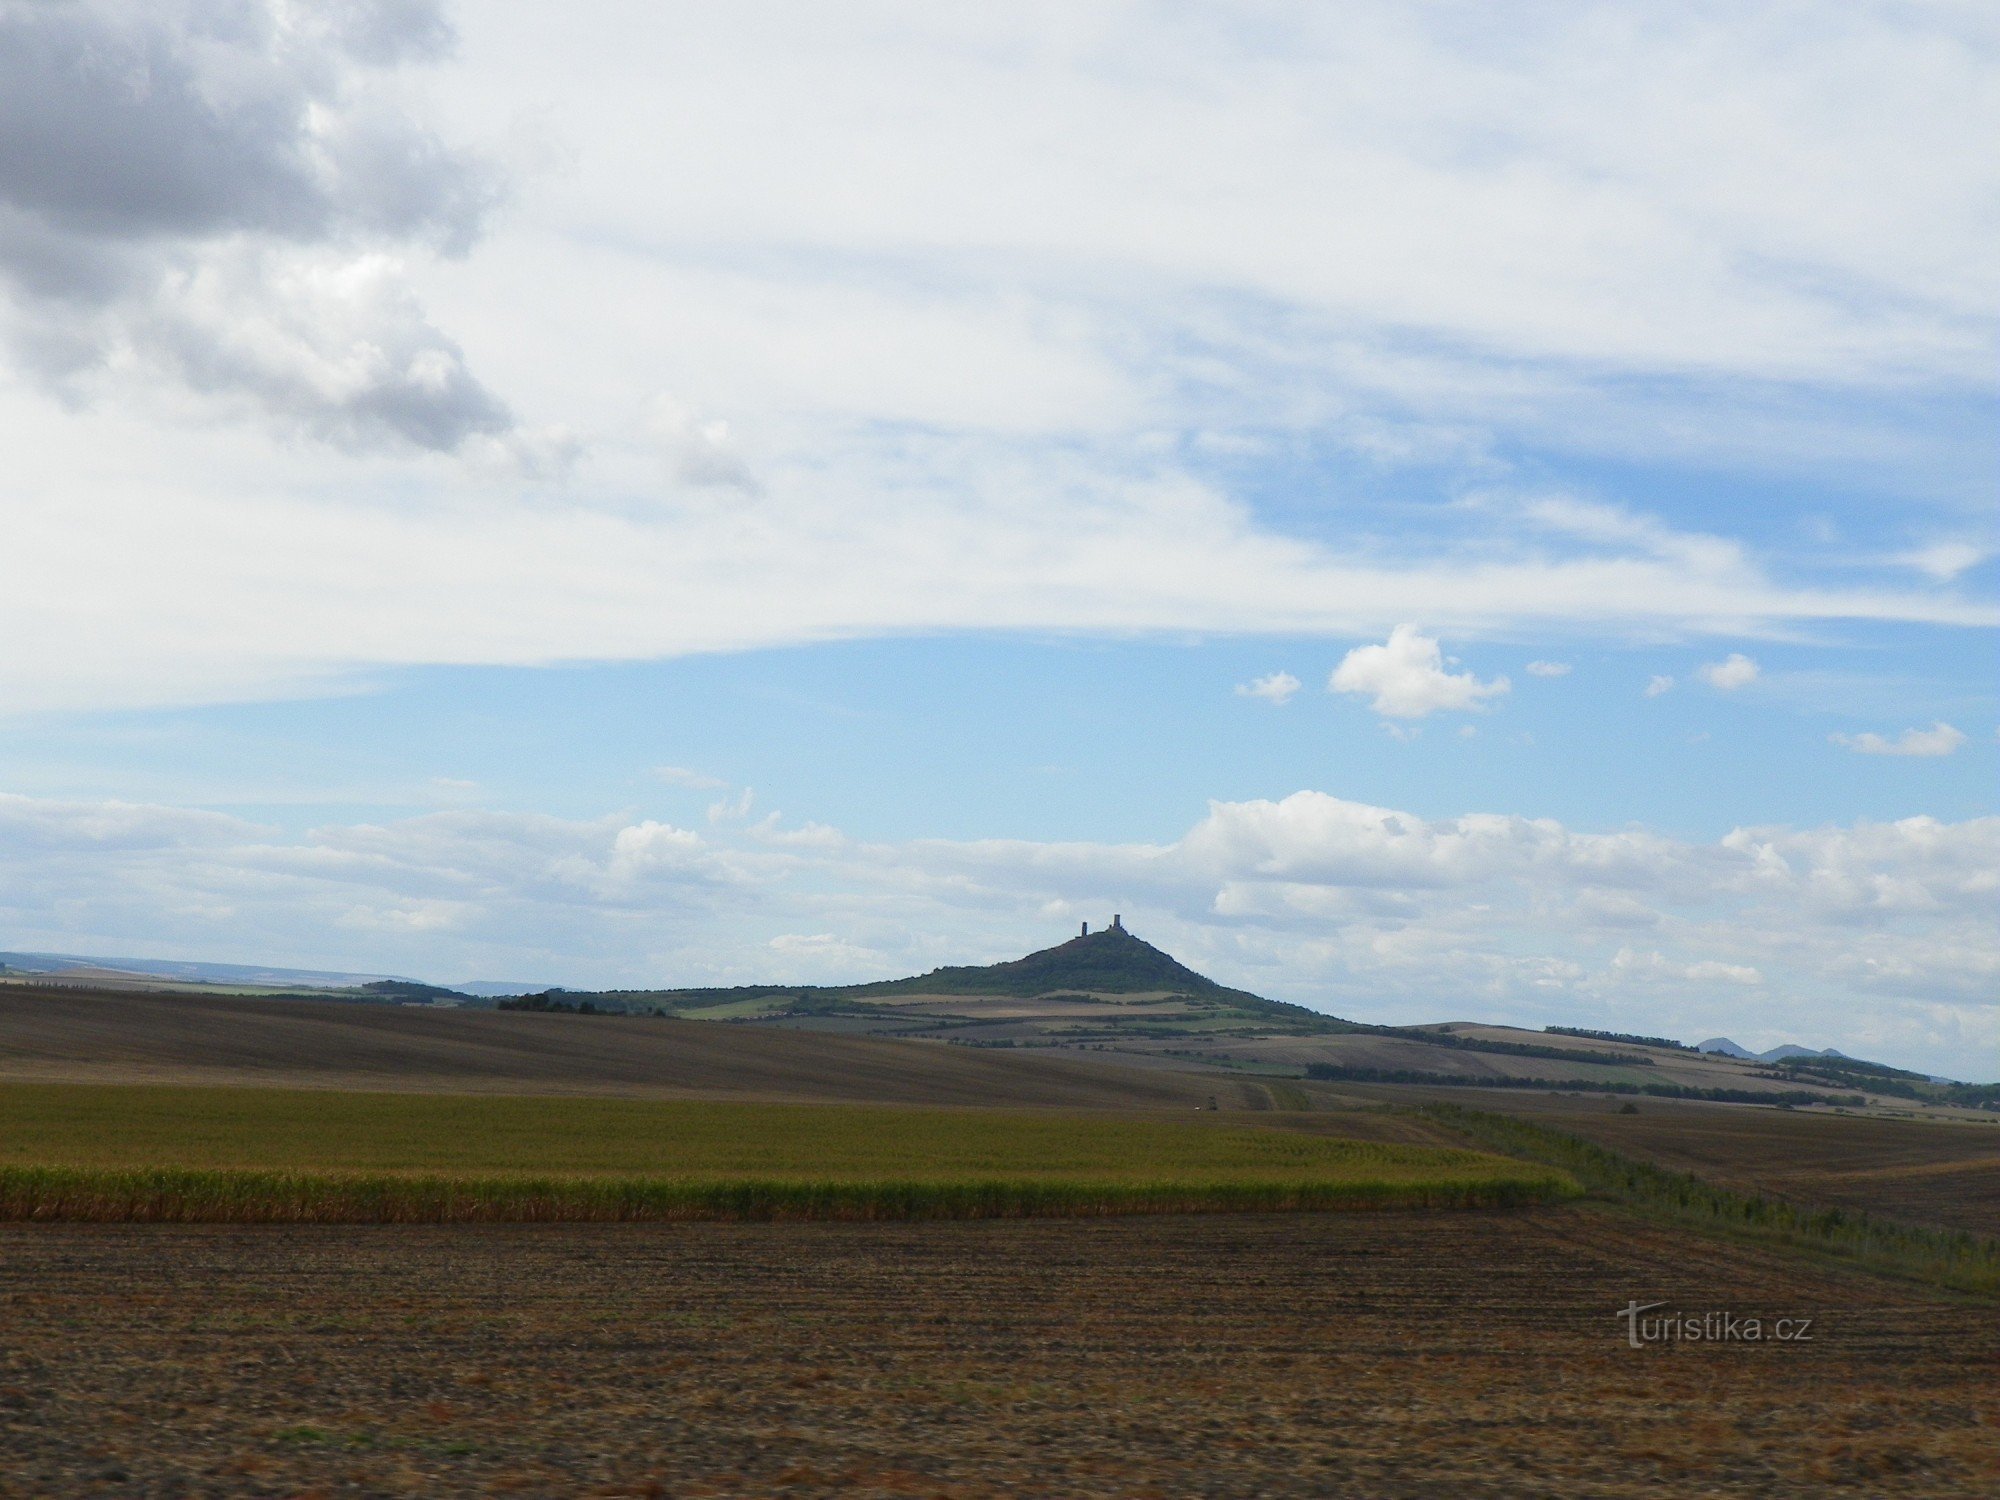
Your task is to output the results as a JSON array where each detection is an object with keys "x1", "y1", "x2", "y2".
[
  {"x1": 1698, "y1": 653, "x2": 1760, "y2": 690},
  {"x1": 1329, "y1": 626, "x2": 1509, "y2": 718},
  {"x1": 1832, "y1": 722, "x2": 1968, "y2": 758},
  {"x1": 1644, "y1": 674, "x2": 1675, "y2": 697},
  {"x1": 0, "y1": 0, "x2": 508, "y2": 451},
  {"x1": 1525, "y1": 660, "x2": 1572, "y2": 677},
  {"x1": 1236, "y1": 671, "x2": 1301, "y2": 705}
]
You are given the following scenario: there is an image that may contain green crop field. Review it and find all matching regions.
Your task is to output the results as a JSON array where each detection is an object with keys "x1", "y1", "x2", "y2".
[{"x1": 0, "y1": 1082, "x2": 1573, "y2": 1222}]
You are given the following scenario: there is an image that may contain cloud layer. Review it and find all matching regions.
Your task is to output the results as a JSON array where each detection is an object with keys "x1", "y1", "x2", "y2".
[
  {"x1": 0, "y1": 3, "x2": 1990, "y2": 712},
  {"x1": 2, "y1": 786, "x2": 1992, "y2": 1077}
]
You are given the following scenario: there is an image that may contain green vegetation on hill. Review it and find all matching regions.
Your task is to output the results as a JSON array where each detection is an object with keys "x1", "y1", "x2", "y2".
[
  {"x1": 529, "y1": 924, "x2": 1358, "y2": 1032},
  {"x1": 1423, "y1": 1102, "x2": 1999, "y2": 1295},
  {"x1": 356, "y1": 979, "x2": 471, "y2": 1004},
  {"x1": 1767, "y1": 1055, "x2": 2000, "y2": 1110},
  {"x1": 853, "y1": 926, "x2": 1272, "y2": 1004},
  {"x1": 1545, "y1": 1026, "x2": 1693, "y2": 1051}
]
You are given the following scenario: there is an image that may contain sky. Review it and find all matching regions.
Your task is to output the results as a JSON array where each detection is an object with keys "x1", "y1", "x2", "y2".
[{"x1": 0, "y1": 1, "x2": 1994, "y2": 1076}]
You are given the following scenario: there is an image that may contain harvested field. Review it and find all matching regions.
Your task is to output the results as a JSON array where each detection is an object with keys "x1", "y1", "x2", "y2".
[
  {"x1": 1347, "y1": 1087, "x2": 2000, "y2": 1236},
  {"x1": 0, "y1": 987, "x2": 1241, "y2": 1108},
  {"x1": 0, "y1": 1083, "x2": 1570, "y2": 1221},
  {"x1": 0, "y1": 1209, "x2": 1993, "y2": 1497}
]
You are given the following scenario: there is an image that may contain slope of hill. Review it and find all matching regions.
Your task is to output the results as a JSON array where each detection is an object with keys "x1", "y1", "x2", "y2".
[
  {"x1": 526, "y1": 920, "x2": 1362, "y2": 1047},
  {"x1": 0, "y1": 986, "x2": 1243, "y2": 1109},
  {"x1": 851, "y1": 921, "x2": 1275, "y2": 1004},
  {"x1": 848, "y1": 928, "x2": 1328, "y2": 1024}
]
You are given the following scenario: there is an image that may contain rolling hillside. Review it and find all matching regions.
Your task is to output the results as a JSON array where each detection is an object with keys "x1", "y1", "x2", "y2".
[{"x1": 525, "y1": 920, "x2": 1356, "y2": 1039}]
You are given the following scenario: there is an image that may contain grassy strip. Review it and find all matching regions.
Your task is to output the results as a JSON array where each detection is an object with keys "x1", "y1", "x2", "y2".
[
  {"x1": 0, "y1": 1164, "x2": 1576, "y2": 1223},
  {"x1": 1420, "y1": 1102, "x2": 2000, "y2": 1296}
]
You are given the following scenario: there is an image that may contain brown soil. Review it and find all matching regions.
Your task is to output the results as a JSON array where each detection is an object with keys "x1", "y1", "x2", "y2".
[
  {"x1": 1, "y1": 1208, "x2": 1993, "y2": 1497},
  {"x1": 0, "y1": 987, "x2": 1246, "y2": 1110},
  {"x1": 1333, "y1": 1086, "x2": 2000, "y2": 1236}
]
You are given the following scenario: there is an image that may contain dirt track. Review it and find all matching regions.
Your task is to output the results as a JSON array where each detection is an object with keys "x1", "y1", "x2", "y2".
[
  {"x1": 0, "y1": 987, "x2": 1242, "y2": 1109},
  {"x1": 1, "y1": 1208, "x2": 1993, "y2": 1497}
]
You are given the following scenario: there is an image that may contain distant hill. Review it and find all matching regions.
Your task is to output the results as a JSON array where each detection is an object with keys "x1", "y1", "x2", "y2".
[
  {"x1": 0, "y1": 950, "x2": 404, "y2": 991},
  {"x1": 355, "y1": 980, "x2": 473, "y2": 1004},
  {"x1": 532, "y1": 919, "x2": 1360, "y2": 1039},
  {"x1": 847, "y1": 921, "x2": 1294, "y2": 1010},
  {"x1": 1697, "y1": 1037, "x2": 1846, "y2": 1063}
]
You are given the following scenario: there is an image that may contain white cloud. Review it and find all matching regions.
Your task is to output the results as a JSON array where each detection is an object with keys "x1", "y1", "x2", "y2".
[
  {"x1": 706, "y1": 787, "x2": 756, "y2": 824},
  {"x1": 607, "y1": 820, "x2": 704, "y2": 880},
  {"x1": 1329, "y1": 625, "x2": 1509, "y2": 718},
  {"x1": 0, "y1": 6, "x2": 1988, "y2": 714},
  {"x1": 1644, "y1": 674, "x2": 1675, "y2": 697},
  {"x1": 13, "y1": 444, "x2": 1981, "y2": 716},
  {"x1": 749, "y1": 815, "x2": 847, "y2": 851},
  {"x1": 0, "y1": 791, "x2": 258, "y2": 851},
  {"x1": 1525, "y1": 660, "x2": 1572, "y2": 677},
  {"x1": 1611, "y1": 949, "x2": 1763, "y2": 987},
  {"x1": 1236, "y1": 671, "x2": 1301, "y2": 705},
  {"x1": 1698, "y1": 653, "x2": 1761, "y2": 690},
  {"x1": 1832, "y1": 722, "x2": 1968, "y2": 758},
  {"x1": 0, "y1": 1, "x2": 507, "y2": 452},
  {"x1": 768, "y1": 931, "x2": 881, "y2": 969},
  {"x1": 650, "y1": 396, "x2": 760, "y2": 492},
  {"x1": 1897, "y1": 542, "x2": 1987, "y2": 580}
]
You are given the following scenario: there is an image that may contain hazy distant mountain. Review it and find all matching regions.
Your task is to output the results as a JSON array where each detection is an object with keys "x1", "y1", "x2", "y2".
[
  {"x1": 0, "y1": 950, "x2": 402, "y2": 990},
  {"x1": 1695, "y1": 1037, "x2": 1755, "y2": 1058},
  {"x1": 1697, "y1": 1037, "x2": 1846, "y2": 1063},
  {"x1": 0, "y1": 949, "x2": 555, "y2": 1000}
]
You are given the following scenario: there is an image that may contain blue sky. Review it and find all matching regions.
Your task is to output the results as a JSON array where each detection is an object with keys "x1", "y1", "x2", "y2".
[
  {"x1": 7, "y1": 626, "x2": 1995, "y2": 847},
  {"x1": 0, "y1": 2, "x2": 1993, "y2": 1074}
]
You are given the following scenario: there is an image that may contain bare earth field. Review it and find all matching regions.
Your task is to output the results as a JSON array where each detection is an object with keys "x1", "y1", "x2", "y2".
[
  {"x1": 1, "y1": 1209, "x2": 1994, "y2": 1498},
  {"x1": 0, "y1": 988, "x2": 1240, "y2": 1110},
  {"x1": 1325, "y1": 1086, "x2": 2000, "y2": 1236}
]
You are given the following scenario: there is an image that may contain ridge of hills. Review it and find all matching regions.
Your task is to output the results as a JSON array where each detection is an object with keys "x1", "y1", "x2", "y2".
[
  {"x1": 567, "y1": 922, "x2": 1332, "y2": 1020},
  {"x1": 6, "y1": 931, "x2": 1990, "y2": 1103},
  {"x1": 1698, "y1": 1037, "x2": 1845, "y2": 1063},
  {"x1": 526, "y1": 921, "x2": 1360, "y2": 1037}
]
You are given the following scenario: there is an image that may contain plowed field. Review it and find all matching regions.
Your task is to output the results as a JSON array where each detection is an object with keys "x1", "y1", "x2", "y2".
[{"x1": 2, "y1": 1208, "x2": 1993, "y2": 1497}]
